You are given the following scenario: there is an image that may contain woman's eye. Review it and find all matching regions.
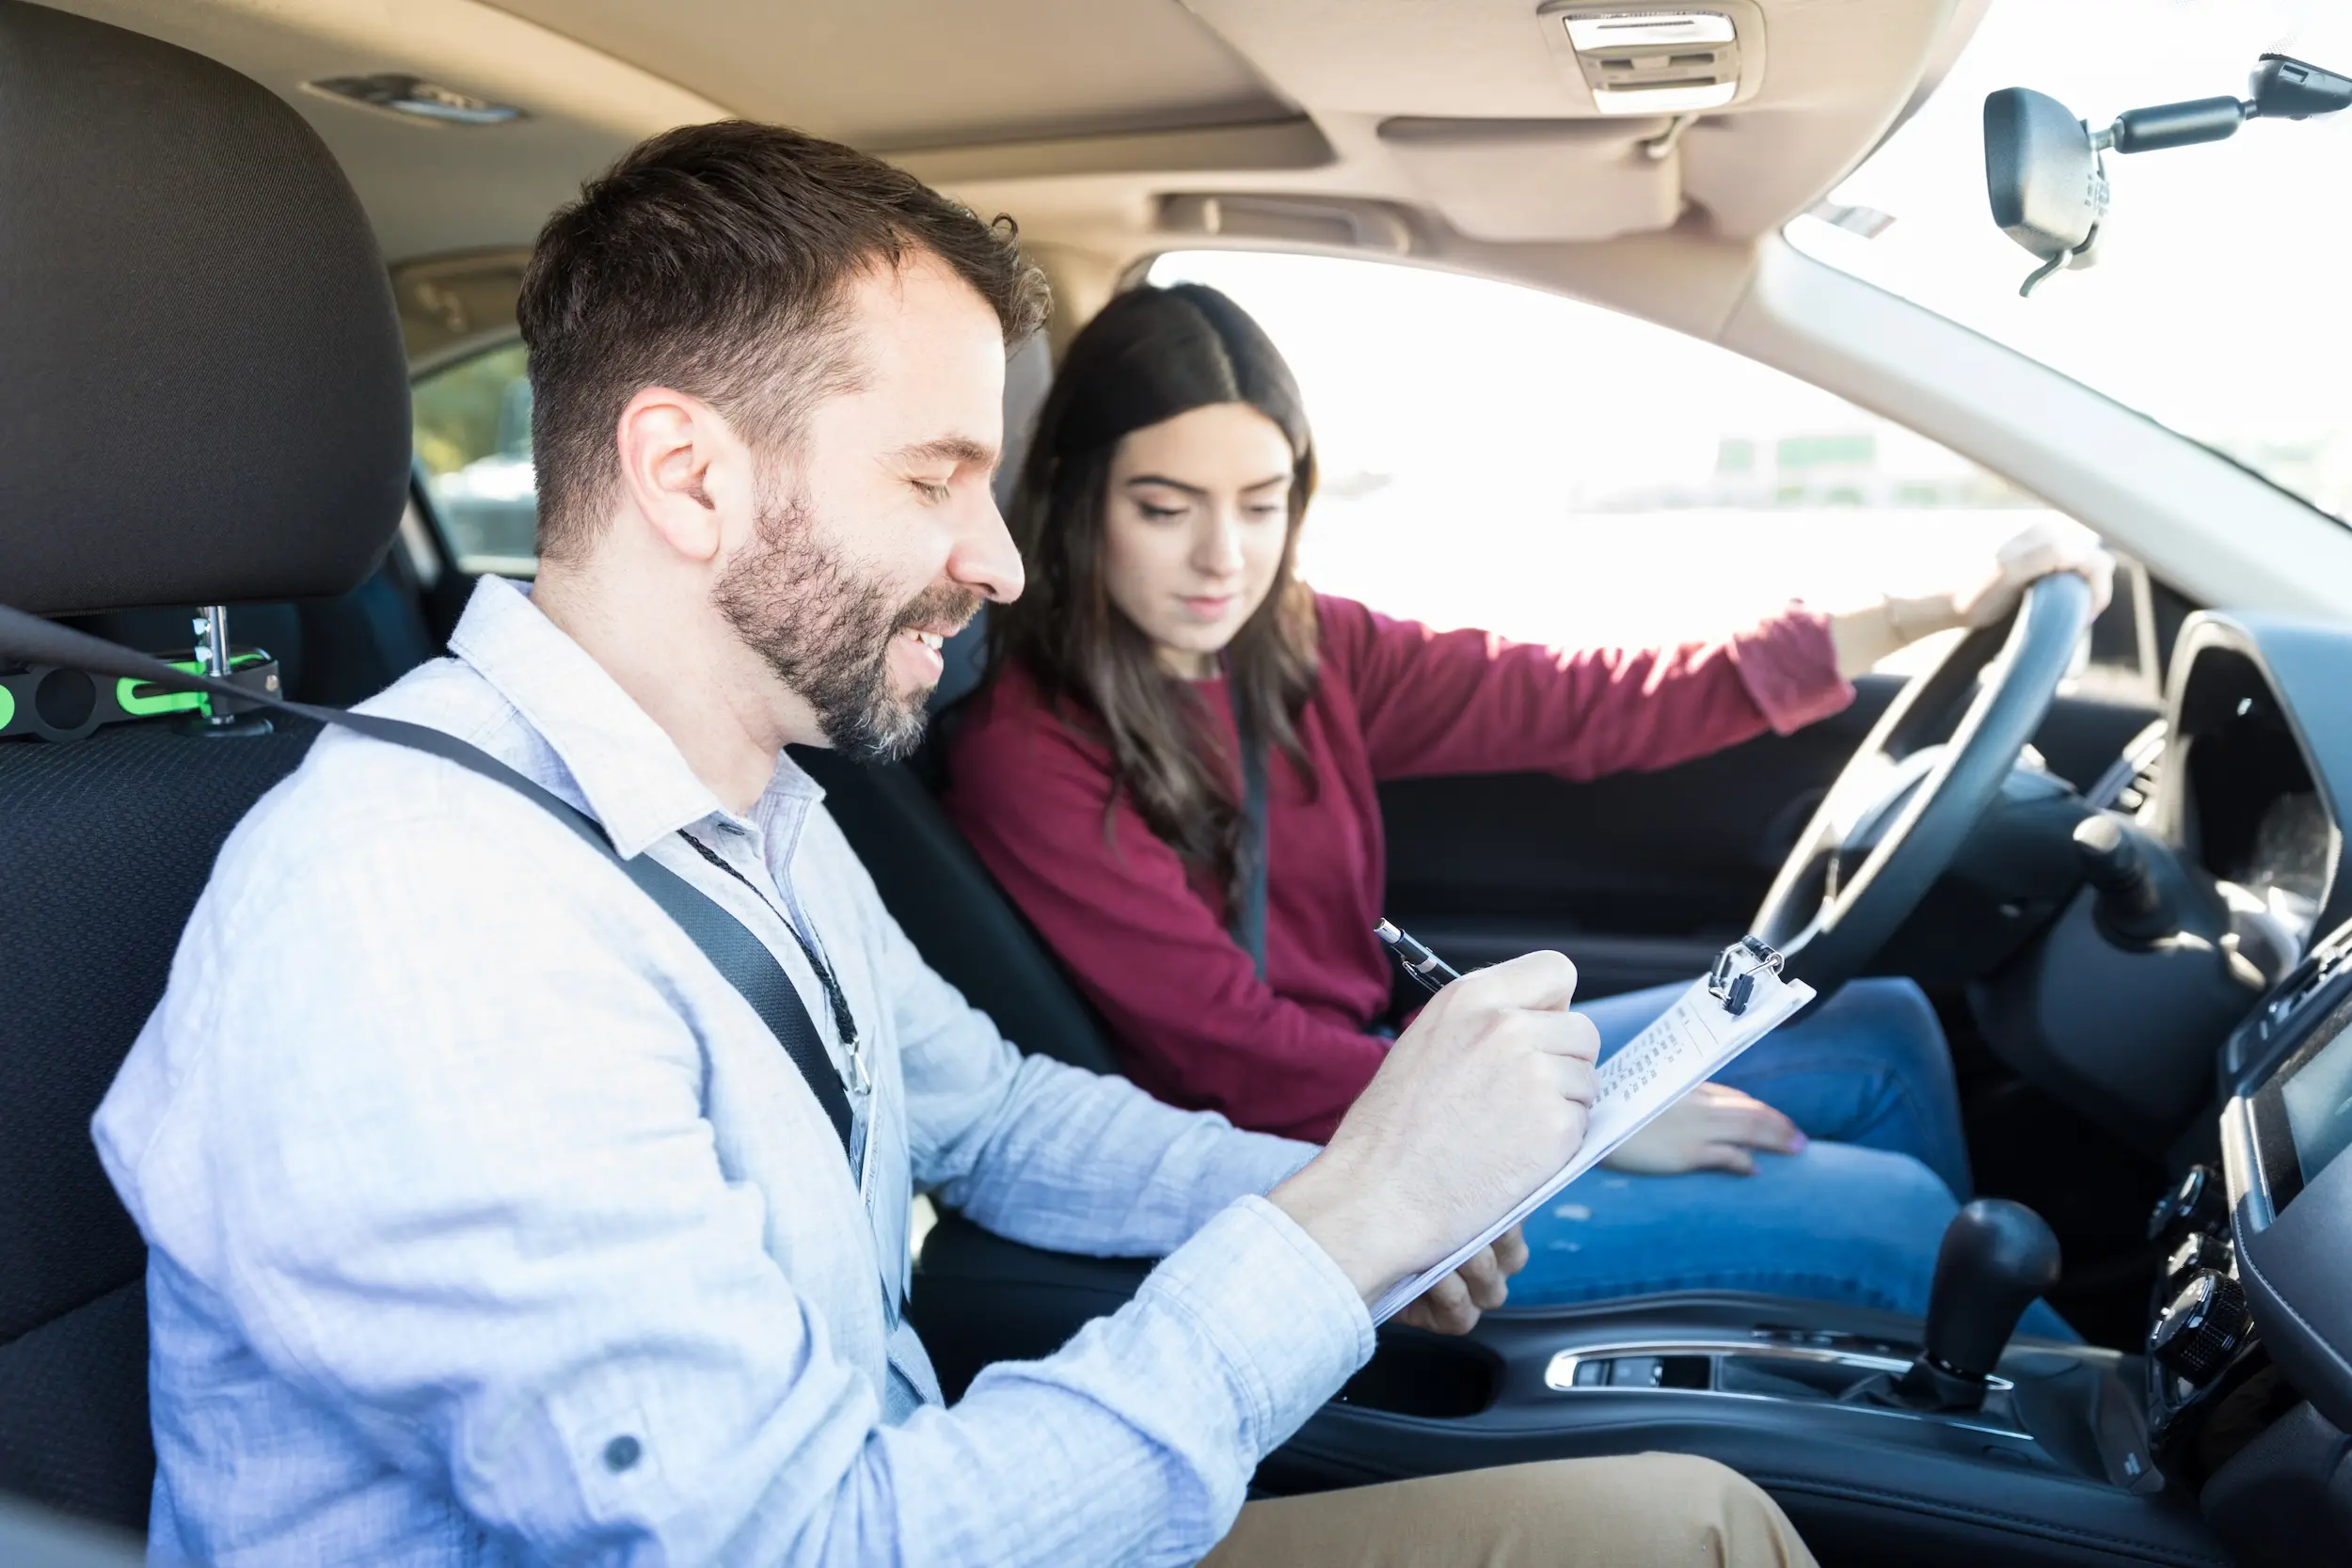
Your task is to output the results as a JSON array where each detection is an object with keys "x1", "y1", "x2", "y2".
[
  {"x1": 1248, "y1": 503, "x2": 1286, "y2": 521},
  {"x1": 1136, "y1": 502, "x2": 1186, "y2": 522}
]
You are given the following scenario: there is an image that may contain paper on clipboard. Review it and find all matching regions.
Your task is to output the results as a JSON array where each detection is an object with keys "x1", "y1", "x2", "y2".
[{"x1": 1370, "y1": 941, "x2": 1817, "y2": 1324}]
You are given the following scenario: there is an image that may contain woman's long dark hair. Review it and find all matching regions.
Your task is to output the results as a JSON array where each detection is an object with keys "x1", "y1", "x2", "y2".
[{"x1": 987, "y1": 283, "x2": 1322, "y2": 912}]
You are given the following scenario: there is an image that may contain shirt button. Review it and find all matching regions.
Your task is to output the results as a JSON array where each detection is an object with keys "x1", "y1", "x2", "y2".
[{"x1": 603, "y1": 1435, "x2": 642, "y2": 1473}]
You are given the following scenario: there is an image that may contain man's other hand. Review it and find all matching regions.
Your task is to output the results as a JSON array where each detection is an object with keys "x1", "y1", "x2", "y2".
[
  {"x1": 1602, "y1": 1084, "x2": 1804, "y2": 1177},
  {"x1": 1270, "y1": 951, "x2": 1598, "y2": 1306},
  {"x1": 1395, "y1": 1226, "x2": 1528, "y2": 1336}
]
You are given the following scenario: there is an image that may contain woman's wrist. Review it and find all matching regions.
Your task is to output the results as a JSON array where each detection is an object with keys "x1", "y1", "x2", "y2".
[
  {"x1": 1883, "y1": 592, "x2": 1963, "y2": 645},
  {"x1": 1827, "y1": 594, "x2": 1963, "y2": 680}
]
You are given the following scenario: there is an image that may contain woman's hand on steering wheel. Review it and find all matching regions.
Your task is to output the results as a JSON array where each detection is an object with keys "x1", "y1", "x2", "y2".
[
  {"x1": 1602, "y1": 1083, "x2": 1805, "y2": 1177},
  {"x1": 1830, "y1": 517, "x2": 2116, "y2": 678},
  {"x1": 1953, "y1": 517, "x2": 2116, "y2": 630}
]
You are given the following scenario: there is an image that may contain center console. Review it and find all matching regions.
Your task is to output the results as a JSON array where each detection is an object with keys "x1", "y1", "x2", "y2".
[
  {"x1": 921, "y1": 1209, "x2": 2220, "y2": 1568},
  {"x1": 1264, "y1": 1287, "x2": 2210, "y2": 1568},
  {"x1": 915, "y1": 923, "x2": 2352, "y2": 1567}
]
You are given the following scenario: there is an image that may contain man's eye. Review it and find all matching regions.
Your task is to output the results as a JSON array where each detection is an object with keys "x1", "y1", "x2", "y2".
[{"x1": 914, "y1": 481, "x2": 953, "y2": 504}]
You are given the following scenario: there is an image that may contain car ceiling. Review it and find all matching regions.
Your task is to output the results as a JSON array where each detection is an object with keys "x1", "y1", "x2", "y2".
[{"x1": 44, "y1": 0, "x2": 1975, "y2": 348}]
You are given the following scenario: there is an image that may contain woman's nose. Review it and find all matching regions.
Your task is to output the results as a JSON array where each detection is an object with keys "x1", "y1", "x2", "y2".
[{"x1": 1194, "y1": 509, "x2": 1246, "y2": 576}]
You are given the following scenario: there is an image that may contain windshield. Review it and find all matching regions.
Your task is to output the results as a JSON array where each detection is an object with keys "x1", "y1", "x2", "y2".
[{"x1": 1788, "y1": 0, "x2": 2352, "y2": 524}]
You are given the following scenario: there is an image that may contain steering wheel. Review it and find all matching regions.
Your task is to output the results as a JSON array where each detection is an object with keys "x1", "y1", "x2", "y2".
[{"x1": 1753, "y1": 571, "x2": 2096, "y2": 1000}]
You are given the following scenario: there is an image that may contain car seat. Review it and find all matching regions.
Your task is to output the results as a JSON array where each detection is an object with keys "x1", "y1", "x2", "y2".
[{"x1": 0, "y1": 1, "x2": 413, "y2": 1530}]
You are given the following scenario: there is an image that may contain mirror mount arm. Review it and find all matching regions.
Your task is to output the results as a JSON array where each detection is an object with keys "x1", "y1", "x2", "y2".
[
  {"x1": 2089, "y1": 53, "x2": 2350, "y2": 156},
  {"x1": 2092, "y1": 97, "x2": 2249, "y2": 156}
]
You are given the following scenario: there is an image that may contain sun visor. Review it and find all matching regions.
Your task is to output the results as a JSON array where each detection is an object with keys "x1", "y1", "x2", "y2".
[{"x1": 1378, "y1": 118, "x2": 1684, "y2": 242}]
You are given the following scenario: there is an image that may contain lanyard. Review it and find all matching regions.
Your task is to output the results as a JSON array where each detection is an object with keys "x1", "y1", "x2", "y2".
[
  {"x1": 677, "y1": 831, "x2": 876, "y2": 1138},
  {"x1": 677, "y1": 830, "x2": 898, "y2": 1322}
]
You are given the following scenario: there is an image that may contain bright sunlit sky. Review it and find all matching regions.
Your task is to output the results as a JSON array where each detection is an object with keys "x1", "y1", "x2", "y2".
[{"x1": 1145, "y1": 0, "x2": 2349, "y2": 661}]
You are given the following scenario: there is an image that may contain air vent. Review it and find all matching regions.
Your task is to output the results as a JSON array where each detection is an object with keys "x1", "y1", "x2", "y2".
[{"x1": 1548, "y1": 6, "x2": 1750, "y2": 116}]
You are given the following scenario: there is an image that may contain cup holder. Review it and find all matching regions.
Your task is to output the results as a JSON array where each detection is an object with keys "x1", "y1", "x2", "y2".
[{"x1": 1333, "y1": 1330, "x2": 1504, "y2": 1419}]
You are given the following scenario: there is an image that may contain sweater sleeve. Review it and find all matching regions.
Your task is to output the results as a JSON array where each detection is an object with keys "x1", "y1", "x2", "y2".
[
  {"x1": 944, "y1": 692, "x2": 1388, "y2": 1145},
  {"x1": 1317, "y1": 594, "x2": 1853, "y2": 784}
]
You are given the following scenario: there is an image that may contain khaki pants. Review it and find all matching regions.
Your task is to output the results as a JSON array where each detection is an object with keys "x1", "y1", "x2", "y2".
[{"x1": 1200, "y1": 1453, "x2": 1819, "y2": 1568}]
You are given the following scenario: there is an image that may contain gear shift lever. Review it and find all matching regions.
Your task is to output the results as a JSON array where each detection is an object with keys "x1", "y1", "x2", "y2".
[{"x1": 1891, "y1": 1199, "x2": 2062, "y2": 1412}]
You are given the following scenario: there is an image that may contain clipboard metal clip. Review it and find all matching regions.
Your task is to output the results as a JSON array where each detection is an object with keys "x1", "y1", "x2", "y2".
[{"x1": 1707, "y1": 936, "x2": 1787, "y2": 1018}]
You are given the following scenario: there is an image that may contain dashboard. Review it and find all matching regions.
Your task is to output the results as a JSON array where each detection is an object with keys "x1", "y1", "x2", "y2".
[
  {"x1": 2153, "y1": 619, "x2": 2350, "y2": 975},
  {"x1": 2178, "y1": 912, "x2": 2352, "y2": 1541},
  {"x1": 1976, "y1": 611, "x2": 2352, "y2": 1159},
  {"x1": 2100, "y1": 613, "x2": 2352, "y2": 1559}
]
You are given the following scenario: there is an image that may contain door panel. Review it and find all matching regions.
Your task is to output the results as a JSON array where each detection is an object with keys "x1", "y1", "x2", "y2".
[{"x1": 1377, "y1": 674, "x2": 2161, "y2": 998}]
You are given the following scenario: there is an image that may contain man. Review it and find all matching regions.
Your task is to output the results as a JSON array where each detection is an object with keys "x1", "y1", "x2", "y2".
[{"x1": 94, "y1": 121, "x2": 1815, "y2": 1566}]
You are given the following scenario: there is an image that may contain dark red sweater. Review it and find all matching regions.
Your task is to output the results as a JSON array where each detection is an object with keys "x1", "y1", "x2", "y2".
[{"x1": 941, "y1": 595, "x2": 1851, "y2": 1143}]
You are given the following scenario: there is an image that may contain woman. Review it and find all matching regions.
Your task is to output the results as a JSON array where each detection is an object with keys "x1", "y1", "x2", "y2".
[{"x1": 943, "y1": 283, "x2": 2103, "y2": 1322}]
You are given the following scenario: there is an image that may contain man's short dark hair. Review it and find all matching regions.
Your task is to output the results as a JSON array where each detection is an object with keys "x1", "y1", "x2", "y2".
[{"x1": 517, "y1": 120, "x2": 1050, "y2": 561}]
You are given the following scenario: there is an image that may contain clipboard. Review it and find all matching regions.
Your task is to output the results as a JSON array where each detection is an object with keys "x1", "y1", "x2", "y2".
[{"x1": 1369, "y1": 938, "x2": 1816, "y2": 1324}]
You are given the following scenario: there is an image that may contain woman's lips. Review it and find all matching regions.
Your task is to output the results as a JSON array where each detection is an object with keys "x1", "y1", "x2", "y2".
[{"x1": 1177, "y1": 594, "x2": 1234, "y2": 620}]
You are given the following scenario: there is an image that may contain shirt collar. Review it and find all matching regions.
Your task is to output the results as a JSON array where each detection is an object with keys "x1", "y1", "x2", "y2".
[{"x1": 444, "y1": 576, "x2": 824, "y2": 861}]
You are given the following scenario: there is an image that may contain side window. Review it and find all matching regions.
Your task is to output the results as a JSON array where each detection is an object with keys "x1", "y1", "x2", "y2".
[
  {"x1": 1146, "y1": 251, "x2": 2109, "y2": 680},
  {"x1": 411, "y1": 341, "x2": 538, "y2": 575}
]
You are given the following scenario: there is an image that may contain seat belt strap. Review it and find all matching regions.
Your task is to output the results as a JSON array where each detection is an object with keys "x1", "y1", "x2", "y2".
[
  {"x1": 0, "y1": 605, "x2": 857, "y2": 1166},
  {"x1": 1229, "y1": 683, "x2": 1269, "y2": 979}
]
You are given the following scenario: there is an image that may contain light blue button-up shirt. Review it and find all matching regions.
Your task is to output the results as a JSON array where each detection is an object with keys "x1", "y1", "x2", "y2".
[{"x1": 93, "y1": 577, "x2": 1375, "y2": 1566}]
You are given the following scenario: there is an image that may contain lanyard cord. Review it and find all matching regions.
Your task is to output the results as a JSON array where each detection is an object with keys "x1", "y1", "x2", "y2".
[{"x1": 676, "y1": 831, "x2": 863, "y2": 1067}]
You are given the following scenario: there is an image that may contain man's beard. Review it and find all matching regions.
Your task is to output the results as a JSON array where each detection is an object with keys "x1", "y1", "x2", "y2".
[{"x1": 713, "y1": 486, "x2": 979, "y2": 764}]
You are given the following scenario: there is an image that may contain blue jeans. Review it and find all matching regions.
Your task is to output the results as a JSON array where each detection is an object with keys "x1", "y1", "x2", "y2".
[
  {"x1": 1505, "y1": 979, "x2": 2074, "y2": 1338},
  {"x1": 1586, "y1": 976, "x2": 1975, "y2": 1201}
]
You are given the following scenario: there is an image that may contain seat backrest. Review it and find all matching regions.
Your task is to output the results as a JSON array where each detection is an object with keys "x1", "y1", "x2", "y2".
[
  {"x1": 0, "y1": 0, "x2": 412, "y2": 1531},
  {"x1": 0, "y1": 724, "x2": 318, "y2": 1527},
  {"x1": 795, "y1": 743, "x2": 1127, "y2": 1077},
  {"x1": 789, "y1": 327, "x2": 1129, "y2": 1077}
]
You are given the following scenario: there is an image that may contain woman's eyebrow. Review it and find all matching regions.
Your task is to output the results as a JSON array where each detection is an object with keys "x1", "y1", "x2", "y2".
[
  {"x1": 1123, "y1": 472, "x2": 1291, "y2": 496},
  {"x1": 1122, "y1": 473, "x2": 1207, "y2": 498}
]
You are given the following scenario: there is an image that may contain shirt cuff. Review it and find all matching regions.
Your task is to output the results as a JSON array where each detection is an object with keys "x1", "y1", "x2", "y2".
[
  {"x1": 1137, "y1": 1195, "x2": 1375, "y2": 1458},
  {"x1": 1730, "y1": 603, "x2": 1853, "y2": 735},
  {"x1": 1230, "y1": 1131, "x2": 1321, "y2": 1196}
]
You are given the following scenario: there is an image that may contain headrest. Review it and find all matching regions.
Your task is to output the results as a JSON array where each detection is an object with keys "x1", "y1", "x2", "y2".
[{"x1": 0, "y1": 2, "x2": 411, "y2": 616}]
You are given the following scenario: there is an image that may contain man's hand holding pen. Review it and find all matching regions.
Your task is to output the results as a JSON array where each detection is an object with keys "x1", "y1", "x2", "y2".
[{"x1": 1269, "y1": 950, "x2": 1600, "y2": 1336}]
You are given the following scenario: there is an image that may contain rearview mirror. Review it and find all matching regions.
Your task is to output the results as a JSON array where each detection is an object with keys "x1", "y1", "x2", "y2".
[
  {"x1": 1980, "y1": 55, "x2": 2346, "y2": 300},
  {"x1": 1983, "y1": 87, "x2": 2107, "y2": 292}
]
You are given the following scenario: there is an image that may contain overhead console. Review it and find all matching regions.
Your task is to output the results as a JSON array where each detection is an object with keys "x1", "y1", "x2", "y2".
[
  {"x1": 1169, "y1": 0, "x2": 1960, "y2": 241},
  {"x1": 1535, "y1": 2, "x2": 1766, "y2": 117}
]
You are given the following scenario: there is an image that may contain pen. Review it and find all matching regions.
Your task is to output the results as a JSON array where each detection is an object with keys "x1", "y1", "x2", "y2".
[{"x1": 1375, "y1": 918, "x2": 1463, "y2": 996}]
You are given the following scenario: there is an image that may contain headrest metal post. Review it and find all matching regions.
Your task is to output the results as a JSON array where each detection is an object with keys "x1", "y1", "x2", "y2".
[
  {"x1": 185, "y1": 603, "x2": 269, "y2": 737},
  {"x1": 196, "y1": 606, "x2": 231, "y2": 682}
]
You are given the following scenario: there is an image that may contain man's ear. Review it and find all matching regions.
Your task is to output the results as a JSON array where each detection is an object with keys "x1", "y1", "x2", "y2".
[{"x1": 612, "y1": 387, "x2": 756, "y2": 565}]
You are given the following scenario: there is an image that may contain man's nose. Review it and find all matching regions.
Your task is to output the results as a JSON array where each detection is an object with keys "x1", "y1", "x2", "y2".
[{"x1": 950, "y1": 492, "x2": 1025, "y2": 605}]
